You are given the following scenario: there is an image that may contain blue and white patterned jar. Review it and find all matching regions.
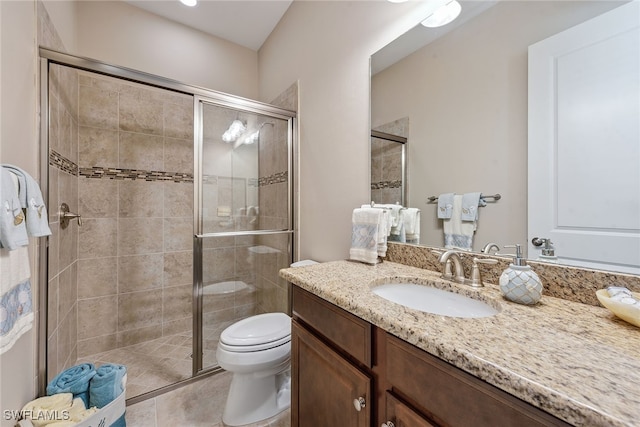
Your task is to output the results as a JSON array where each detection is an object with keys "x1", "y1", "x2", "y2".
[{"x1": 499, "y1": 264, "x2": 543, "y2": 305}]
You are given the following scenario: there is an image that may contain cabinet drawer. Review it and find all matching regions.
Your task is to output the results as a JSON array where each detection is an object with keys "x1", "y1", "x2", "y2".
[
  {"x1": 292, "y1": 286, "x2": 372, "y2": 367},
  {"x1": 384, "y1": 392, "x2": 437, "y2": 427},
  {"x1": 385, "y1": 334, "x2": 571, "y2": 427}
]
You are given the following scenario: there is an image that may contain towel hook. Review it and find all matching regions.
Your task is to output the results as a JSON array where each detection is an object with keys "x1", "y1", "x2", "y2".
[{"x1": 59, "y1": 203, "x2": 82, "y2": 229}]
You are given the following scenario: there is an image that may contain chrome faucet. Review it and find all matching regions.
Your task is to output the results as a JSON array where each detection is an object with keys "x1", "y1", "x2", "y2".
[
  {"x1": 482, "y1": 242, "x2": 500, "y2": 254},
  {"x1": 438, "y1": 250, "x2": 466, "y2": 284}
]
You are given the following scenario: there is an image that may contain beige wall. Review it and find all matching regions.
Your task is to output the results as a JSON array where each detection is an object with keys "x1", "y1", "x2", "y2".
[
  {"x1": 74, "y1": 1, "x2": 259, "y2": 99},
  {"x1": 372, "y1": 1, "x2": 623, "y2": 252},
  {"x1": 258, "y1": 0, "x2": 442, "y2": 262},
  {"x1": 41, "y1": 0, "x2": 77, "y2": 53},
  {"x1": 0, "y1": 1, "x2": 38, "y2": 425}
]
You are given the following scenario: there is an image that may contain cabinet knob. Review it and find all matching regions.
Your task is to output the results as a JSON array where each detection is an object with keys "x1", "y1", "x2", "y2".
[
  {"x1": 381, "y1": 422, "x2": 395, "y2": 427},
  {"x1": 353, "y1": 396, "x2": 366, "y2": 411}
]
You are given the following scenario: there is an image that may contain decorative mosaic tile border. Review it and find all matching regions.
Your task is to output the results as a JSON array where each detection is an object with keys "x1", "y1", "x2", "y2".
[
  {"x1": 79, "y1": 166, "x2": 193, "y2": 183},
  {"x1": 50, "y1": 150, "x2": 284, "y2": 186},
  {"x1": 259, "y1": 171, "x2": 288, "y2": 187},
  {"x1": 371, "y1": 180, "x2": 402, "y2": 190},
  {"x1": 49, "y1": 150, "x2": 78, "y2": 176}
]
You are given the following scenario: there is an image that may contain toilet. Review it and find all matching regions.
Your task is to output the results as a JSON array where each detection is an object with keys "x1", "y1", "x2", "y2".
[
  {"x1": 217, "y1": 312, "x2": 291, "y2": 426},
  {"x1": 216, "y1": 260, "x2": 318, "y2": 426}
]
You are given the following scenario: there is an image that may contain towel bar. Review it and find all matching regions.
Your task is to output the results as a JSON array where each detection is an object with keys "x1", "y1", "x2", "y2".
[{"x1": 426, "y1": 193, "x2": 501, "y2": 203}]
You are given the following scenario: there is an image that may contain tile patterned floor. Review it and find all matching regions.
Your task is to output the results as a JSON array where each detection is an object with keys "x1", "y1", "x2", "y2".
[
  {"x1": 77, "y1": 330, "x2": 225, "y2": 399},
  {"x1": 77, "y1": 333, "x2": 189, "y2": 399},
  {"x1": 77, "y1": 324, "x2": 291, "y2": 425},
  {"x1": 125, "y1": 371, "x2": 290, "y2": 427}
]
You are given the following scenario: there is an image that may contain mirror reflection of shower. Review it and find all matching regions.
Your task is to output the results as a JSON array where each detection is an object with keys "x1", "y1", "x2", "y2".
[{"x1": 222, "y1": 119, "x2": 275, "y2": 149}]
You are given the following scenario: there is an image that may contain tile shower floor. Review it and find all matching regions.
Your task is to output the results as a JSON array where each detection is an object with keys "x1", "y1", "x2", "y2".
[{"x1": 77, "y1": 329, "x2": 222, "y2": 399}]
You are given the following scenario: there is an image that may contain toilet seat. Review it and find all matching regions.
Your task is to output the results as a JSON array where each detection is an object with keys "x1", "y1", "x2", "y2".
[{"x1": 220, "y1": 312, "x2": 291, "y2": 352}]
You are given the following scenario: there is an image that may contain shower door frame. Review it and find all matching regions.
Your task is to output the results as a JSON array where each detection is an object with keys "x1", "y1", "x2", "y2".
[
  {"x1": 37, "y1": 48, "x2": 298, "y2": 398},
  {"x1": 192, "y1": 96, "x2": 296, "y2": 374}
]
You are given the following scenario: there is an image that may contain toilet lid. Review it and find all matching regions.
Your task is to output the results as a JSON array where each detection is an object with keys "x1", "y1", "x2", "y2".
[{"x1": 220, "y1": 312, "x2": 291, "y2": 349}]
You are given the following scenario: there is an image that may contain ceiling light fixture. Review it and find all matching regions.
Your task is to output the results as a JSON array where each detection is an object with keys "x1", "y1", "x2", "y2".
[
  {"x1": 243, "y1": 131, "x2": 260, "y2": 145},
  {"x1": 180, "y1": 0, "x2": 197, "y2": 7},
  {"x1": 387, "y1": 0, "x2": 409, "y2": 3},
  {"x1": 421, "y1": 0, "x2": 462, "y2": 28},
  {"x1": 222, "y1": 119, "x2": 246, "y2": 143}
]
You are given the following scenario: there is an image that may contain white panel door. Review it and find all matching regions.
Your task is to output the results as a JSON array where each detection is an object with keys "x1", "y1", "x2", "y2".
[{"x1": 528, "y1": 2, "x2": 640, "y2": 274}]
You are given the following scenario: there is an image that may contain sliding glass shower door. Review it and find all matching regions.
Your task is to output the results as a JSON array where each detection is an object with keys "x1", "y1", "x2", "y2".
[{"x1": 193, "y1": 98, "x2": 294, "y2": 373}]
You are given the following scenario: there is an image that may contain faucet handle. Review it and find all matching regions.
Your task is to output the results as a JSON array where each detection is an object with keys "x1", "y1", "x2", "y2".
[
  {"x1": 432, "y1": 250, "x2": 454, "y2": 280},
  {"x1": 470, "y1": 257, "x2": 499, "y2": 287}
]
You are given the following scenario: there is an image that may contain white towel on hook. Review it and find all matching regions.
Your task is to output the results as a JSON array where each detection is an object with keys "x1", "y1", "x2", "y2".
[
  {"x1": 437, "y1": 193, "x2": 454, "y2": 219},
  {"x1": 361, "y1": 204, "x2": 395, "y2": 237},
  {"x1": 443, "y1": 195, "x2": 475, "y2": 250}
]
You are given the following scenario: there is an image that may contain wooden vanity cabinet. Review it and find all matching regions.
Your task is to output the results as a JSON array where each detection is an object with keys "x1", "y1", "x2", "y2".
[
  {"x1": 291, "y1": 286, "x2": 571, "y2": 427},
  {"x1": 291, "y1": 287, "x2": 373, "y2": 427},
  {"x1": 384, "y1": 334, "x2": 572, "y2": 427}
]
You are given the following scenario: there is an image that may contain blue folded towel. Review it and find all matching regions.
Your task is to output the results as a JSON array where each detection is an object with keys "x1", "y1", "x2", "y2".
[
  {"x1": 461, "y1": 192, "x2": 485, "y2": 221},
  {"x1": 90, "y1": 363, "x2": 127, "y2": 427},
  {"x1": 47, "y1": 363, "x2": 97, "y2": 408},
  {"x1": 437, "y1": 193, "x2": 454, "y2": 219},
  {"x1": 1, "y1": 164, "x2": 52, "y2": 238},
  {"x1": 0, "y1": 167, "x2": 29, "y2": 250}
]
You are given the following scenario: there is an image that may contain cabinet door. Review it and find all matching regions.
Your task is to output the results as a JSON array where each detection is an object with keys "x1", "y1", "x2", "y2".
[
  {"x1": 384, "y1": 392, "x2": 436, "y2": 427},
  {"x1": 292, "y1": 320, "x2": 371, "y2": 427}
]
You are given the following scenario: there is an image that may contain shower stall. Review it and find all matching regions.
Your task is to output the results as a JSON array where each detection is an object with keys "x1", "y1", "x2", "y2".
[{"x1": 39, "y1": 49, "x2": 296, "y2": 400}]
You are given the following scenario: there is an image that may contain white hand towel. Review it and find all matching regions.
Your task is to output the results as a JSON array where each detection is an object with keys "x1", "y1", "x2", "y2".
[
  {"x1": 350, "y1": 208, "x2": 385, "y2": 264},
  {"x1": 437, "y1": 193, "x2": 454, "y2": 219},
  {"x1": 403, "y1": 208, "x2": 421, "y2": 244},
  {"x1": 0, "y1": 246, "x2": 34, "y2": 355},
  {"x1": 443, "y1": 195, "x2": 475, "y2": 250},
  {"x1": 461, "y1": 192, "x2": 485, "y2": 221}
]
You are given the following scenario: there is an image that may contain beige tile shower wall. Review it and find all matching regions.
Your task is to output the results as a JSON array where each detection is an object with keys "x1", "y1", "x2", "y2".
[
  {"x1": 74, "y1": 71, "x2": 194, "y2": 358},
  {"x1": 371, "y1": 137, "x2": 402, "y2": 205},
  {"x1": 371, "y1": 117, "x2": 408, "y2": 205},
  {"x1": 47, "y1": 64, "x2": 80, "y2": 381}
]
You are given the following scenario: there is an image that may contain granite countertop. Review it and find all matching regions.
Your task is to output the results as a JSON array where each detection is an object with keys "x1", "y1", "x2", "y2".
[{"x1": 280, "y1": 260, "x2": 640, "y2": 427}]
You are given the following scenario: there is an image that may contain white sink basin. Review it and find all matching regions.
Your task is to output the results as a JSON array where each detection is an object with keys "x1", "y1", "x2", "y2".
[{"x1": 372, "y1": 283, "x2": 499, "y2": 318}]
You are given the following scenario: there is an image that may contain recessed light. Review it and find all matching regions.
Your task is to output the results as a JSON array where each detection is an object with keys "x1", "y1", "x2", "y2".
[
  {"x1": 421, "y1": 0, "x2": 462, "y2": 28},
  {"x1": 180, "y1": 0, "x2": 197, "y2": 7}
]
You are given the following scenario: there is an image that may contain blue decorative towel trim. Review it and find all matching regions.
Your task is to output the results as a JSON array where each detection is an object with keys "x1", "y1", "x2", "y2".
[
  {"x1": 0, "y1": 279, "x2": 32, "y2": 336},
  {"x1": 444, "y1": 234, "x2": 473, "y2": 250},
  {"x1": 351, "y1": 223, "x2": 378, "y2": 249}
]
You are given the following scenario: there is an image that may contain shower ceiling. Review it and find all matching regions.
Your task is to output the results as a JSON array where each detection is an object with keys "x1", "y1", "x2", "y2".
[{"x1": 124, "y1": 0, "x2": 293, "y2": 51}]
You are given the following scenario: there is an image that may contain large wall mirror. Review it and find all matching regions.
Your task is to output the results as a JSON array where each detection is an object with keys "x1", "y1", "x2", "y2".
[{"x1": 370, "y1": 0, "x2": 639, "y2": 274}]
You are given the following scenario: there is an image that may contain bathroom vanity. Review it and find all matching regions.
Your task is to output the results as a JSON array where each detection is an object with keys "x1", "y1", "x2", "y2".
[{"x1": 281, "y1": 261, "x2": 640, "y2": 427}]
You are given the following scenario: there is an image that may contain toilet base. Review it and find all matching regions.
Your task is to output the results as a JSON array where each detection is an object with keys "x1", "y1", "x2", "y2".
[{"x1": 222, "y1": 369, "x2": 290, "y2": 426}]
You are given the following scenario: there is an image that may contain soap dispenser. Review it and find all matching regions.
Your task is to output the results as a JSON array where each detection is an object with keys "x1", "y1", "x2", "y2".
[{"x1": 499, "y1": 244, "x2": 543, "y2": 305}]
